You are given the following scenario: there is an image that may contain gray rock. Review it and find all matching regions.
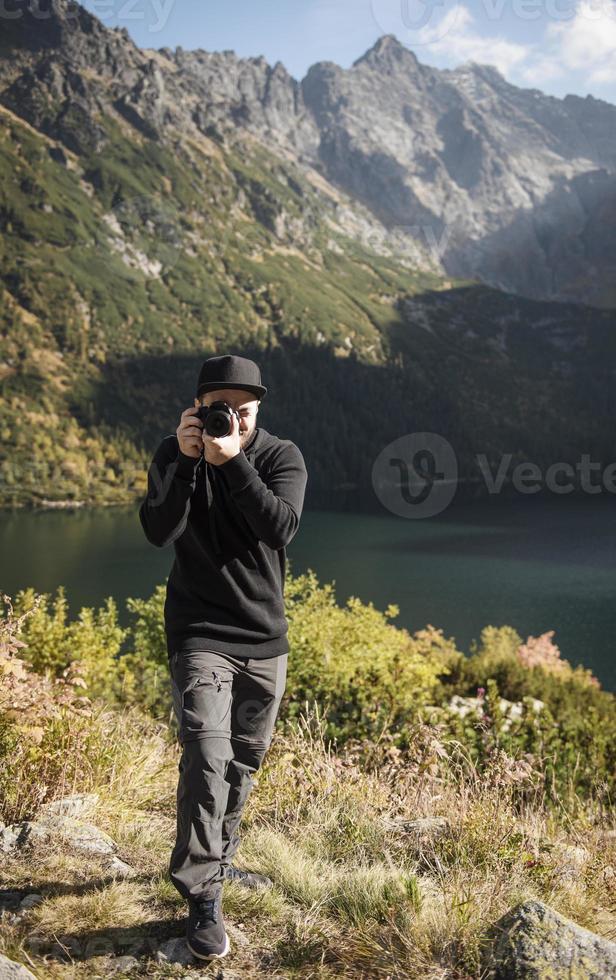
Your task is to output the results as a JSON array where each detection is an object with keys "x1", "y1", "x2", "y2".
[
  {"x1": 155, "y1": 937, "x2": 195, "y2": 965},
  {"x1": 0, "y1": 825, "x2": 24, "y2": 853},
  {"x1": 127, "y1": 937, "x2": 158, "y2": 958},
  {"x1": 37, "y1": 793, "x2": 99, "y2": 819},
  {"x1": 50, "y1": 935, "x2": 83, "y2": 959},
  {"x1": 0, "y1": 954, "x2": 37, "y2": 979},
  {"x1": 9, "y1": 815, "x2": 117, "y2": 856},
  {"x1": 2, "y1": 7, "x2": 616, "y2": 306},
  {"x1": 107, "y1": 955, "x2": 139, "y2": 975},
  {"x1": 105, "y1": 856, "x2": 137, "y2": 878},
  {"x1": 484, "y1": 899, "x2": 616, "y2": 979},
  {"x1": 23, "y1": 936, "x2": 49, "y2": 955},
  {"x1": 80, "y1": 935, "x2": 116, "y2": 958},
  {"x1": 18, "y1": 894, "x2": 44, "y2": 910},
  {"x1": 553, "y1": 843, "x2": 589, "y2": 876}
]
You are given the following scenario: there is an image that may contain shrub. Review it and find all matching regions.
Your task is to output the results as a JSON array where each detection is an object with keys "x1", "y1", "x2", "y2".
[
  {"x1": 283, "y1": 568, "x2": 453, "y2": 745},
  {"x1": 9, "y1": 585, "x2": 127, "y2": 702},
  {"x1": 115, "y1": 584, "x2": 171, "y2": 717},
  {"x1": 0, "y1": 592, "x2": 97, "y2": 823},
  {"x1": 431, "y1": 625, "x2": 615, "y2": 803}
]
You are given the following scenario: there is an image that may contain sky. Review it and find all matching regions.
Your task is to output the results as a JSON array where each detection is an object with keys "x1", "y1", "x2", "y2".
[{"x1": 80, "y1": 0, "x2": 616, "y2": 105}]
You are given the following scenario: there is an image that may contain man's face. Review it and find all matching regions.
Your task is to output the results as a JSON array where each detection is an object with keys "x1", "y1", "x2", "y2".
[{"x1": 194, "y1": 388, "x2": 260, "y2": 447}]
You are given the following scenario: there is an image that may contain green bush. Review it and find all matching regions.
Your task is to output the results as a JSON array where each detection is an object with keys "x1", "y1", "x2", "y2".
[
  {"x1": 284, "y1": 567, "x2": 452, "y2": 745},
  {"x1": 11, "y1": 585, "x2": 127, "y2": 702},
  {"x1": 429, "y1": 625, "x2": 616, "y2": 803},
  {"x1": 4, "y1": 577, "x2": 615, "y2": 805},
  {"x1": 117, "y1": 584, "x2": 171, "y2": 717}
]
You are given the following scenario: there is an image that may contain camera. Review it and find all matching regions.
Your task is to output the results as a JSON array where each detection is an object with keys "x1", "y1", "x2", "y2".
[{"x1": 197, "y1": 400, "x2": 240, "y2": 438}]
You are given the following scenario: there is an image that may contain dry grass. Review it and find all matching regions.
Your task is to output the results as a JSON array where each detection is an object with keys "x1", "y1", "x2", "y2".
[{"x1": 0, "y1": 704, "x2": 614, "y2": 979}]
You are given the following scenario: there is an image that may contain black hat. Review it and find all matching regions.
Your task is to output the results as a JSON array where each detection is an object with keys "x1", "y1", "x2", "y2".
[{"x1": 196, "y1": 354, "x2": 267, "y2": 400}]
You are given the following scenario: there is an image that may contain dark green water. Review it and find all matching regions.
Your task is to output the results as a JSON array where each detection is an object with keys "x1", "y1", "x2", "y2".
[{"x1": 1, "y1": 494, "x2": 615, "y2": 690}]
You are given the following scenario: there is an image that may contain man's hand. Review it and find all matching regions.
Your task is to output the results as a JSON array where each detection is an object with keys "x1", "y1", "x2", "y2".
[
  {"x1": 176, "y1": 406, "x2": 204, "y2": 459},
  {"x1": 203, "y1": 409, "x2": 242, "y2": 466}
]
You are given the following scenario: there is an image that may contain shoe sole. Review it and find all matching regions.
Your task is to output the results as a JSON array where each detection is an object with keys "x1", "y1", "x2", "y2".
[{"x1": 187, "y1": 932, "x2": 230, "y2": 960}]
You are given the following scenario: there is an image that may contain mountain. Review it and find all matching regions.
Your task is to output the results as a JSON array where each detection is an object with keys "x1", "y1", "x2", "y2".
[
  {"x1": 3, "y1": 4, "x2": 615, "y2": 307},
  {"x1": 303, "y1": 36, "x2": 616, "y2": 309},
  {"x1": 0, "y1": 0, "x2": 614, "y2": 509}
]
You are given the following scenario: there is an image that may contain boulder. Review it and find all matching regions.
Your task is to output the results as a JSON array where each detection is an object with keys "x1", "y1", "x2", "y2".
[
  {"x1": 1, "y1": 813, "x2": 116, "y2": 857},
  {"x1": 484, "y1": 899, "x2": 616, "y2": 979},
  {"x1": 0, "y1": 825, "x2": 23, "y2": 853},
  {"x1": 0, "y1": 954, "x2": 37, "y2": 979},
  {"x1": 37, "y1": 793, "x2": 99, "y2": 819}
]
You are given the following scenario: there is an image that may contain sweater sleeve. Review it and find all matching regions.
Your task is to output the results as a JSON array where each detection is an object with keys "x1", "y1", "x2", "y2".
[
  {"x1": 138, "y1": 436, "x2": 201, "y2": 548},
  {"x1": 217, "y1": 440, "x2": 308, "y2": 550}
]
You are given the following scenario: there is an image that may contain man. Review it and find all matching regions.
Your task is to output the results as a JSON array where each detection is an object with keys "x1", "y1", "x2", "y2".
[{"x1": 138, "y1": 354, "x2": 308, "y2": 961}]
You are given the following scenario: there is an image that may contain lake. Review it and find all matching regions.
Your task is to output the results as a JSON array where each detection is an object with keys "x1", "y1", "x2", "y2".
[{"x1": 1, "y1": 494, "x2": 615, "y2": 690}]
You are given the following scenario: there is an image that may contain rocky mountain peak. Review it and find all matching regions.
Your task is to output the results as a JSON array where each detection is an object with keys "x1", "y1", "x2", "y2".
[
  {"x1": 1, "y1": 4, "x2": 615, "y2": 306},
  {"x1": 352, "y1": 34, "x2": 421, "y2": 73}
]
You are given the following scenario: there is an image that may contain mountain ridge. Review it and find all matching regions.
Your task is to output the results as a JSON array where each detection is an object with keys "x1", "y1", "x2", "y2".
[
  {"x1": 0, "y1": 1, "x2": 615, "y2": 509},
  {"x1": 6, "y1": 2, "x2": 614, "y2": 305},
  {"x1": 2, "y1": 5, "x2": 616, "y2": 305}
]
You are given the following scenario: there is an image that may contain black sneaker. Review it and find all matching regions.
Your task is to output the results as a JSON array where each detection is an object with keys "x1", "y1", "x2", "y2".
[
  {"x1": 186, "y1": 885, "x2": 230, "y2": 961},
  {"x1": 223, "y1": 864, "x2": 273, "y2": 889}
]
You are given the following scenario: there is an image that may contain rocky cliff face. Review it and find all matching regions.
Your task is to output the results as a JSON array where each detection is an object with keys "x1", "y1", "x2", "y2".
[
  {"x1": 299, "y1": 35, "x2": 616, "y2": 307},
  {"x1": 1, "y1": 1, "x2": 614, "y2": 306}
]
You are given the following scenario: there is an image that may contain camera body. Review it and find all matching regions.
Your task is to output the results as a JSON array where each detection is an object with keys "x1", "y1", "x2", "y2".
[{"x1": 197, "y1": 400, "x2": 240, "y2": 438}]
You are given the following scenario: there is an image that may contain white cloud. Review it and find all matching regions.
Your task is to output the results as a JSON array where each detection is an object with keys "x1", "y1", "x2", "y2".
[
  {"x1": 515, "y1": 56, "x2": 562, "y2": 84},
  {"x1": 414, "y1": 4, "x2": 530, "y2": 75},
  {"x1": 545, "y1": 0, "x2": 616, "y2": 84},
  {"x1": 411, "y1": 1, "x2": 616, "y2": 91}
]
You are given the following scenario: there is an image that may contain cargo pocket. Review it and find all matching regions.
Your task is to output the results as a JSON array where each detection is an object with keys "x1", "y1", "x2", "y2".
[{"x1": 179, "y1": 669, "x2": 233, "y2": 742}]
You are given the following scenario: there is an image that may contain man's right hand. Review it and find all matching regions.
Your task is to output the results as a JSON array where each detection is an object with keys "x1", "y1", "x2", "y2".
[{"x1": 176, "y1": 406, "x2": 204, "y2": 459}]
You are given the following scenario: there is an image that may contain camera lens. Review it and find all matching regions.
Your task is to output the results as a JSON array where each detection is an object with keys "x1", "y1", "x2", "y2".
[
  {"x1": 205, "y1": 404, "x2": 232, "y2": 437},
  {"x1": 209, "y1": 415, "x2": 228, "y2": 436}
]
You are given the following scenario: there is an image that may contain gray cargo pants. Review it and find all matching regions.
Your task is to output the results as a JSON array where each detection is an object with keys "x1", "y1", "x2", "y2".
[{"x1": 167, "y1": 647, "x2": 288, "y2": 902}]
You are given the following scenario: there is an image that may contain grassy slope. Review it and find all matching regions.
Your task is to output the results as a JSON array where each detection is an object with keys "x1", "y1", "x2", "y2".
[{"x1": 1, "y1": 702, "x2": 614, "y2": 978}]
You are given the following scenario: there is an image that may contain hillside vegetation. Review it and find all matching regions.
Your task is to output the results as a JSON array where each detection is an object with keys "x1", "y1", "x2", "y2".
[{"x1": 2, "y1": 99, "x2": 616, "y2": 510}]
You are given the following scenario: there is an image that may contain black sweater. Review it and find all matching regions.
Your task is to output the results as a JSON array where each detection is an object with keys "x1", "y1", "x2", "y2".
[{"x1": 138, "y1": 426, "x2": 308, "y2": 659}]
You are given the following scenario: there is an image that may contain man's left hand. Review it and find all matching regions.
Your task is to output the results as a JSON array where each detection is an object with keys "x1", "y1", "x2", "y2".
[{"x1": 202, "y1": 410, "x2": 242, "y2": 466}]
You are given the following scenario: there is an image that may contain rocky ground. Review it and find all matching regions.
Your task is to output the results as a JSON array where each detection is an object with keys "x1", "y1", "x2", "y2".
[{"x1": 1, "y1": 791, "x2": 615, "y2": 978}]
